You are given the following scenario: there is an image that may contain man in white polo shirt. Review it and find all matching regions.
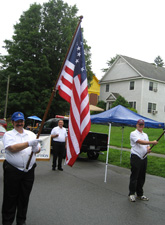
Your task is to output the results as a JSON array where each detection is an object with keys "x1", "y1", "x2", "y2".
[
  {"x1": 2, "y1": 112, "x2": 41, "y2": 225},
  {"x1": 51, "y1": 120, "x2": 67, "y2": 171},
  {"x1": 128, "y1": 119, "x2": 158, "y2": 202}
]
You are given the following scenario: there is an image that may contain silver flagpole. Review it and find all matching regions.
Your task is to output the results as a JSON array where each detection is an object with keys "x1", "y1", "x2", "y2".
[{"x1": 104, "y1": 123, "x2": 111, "y2": 183}]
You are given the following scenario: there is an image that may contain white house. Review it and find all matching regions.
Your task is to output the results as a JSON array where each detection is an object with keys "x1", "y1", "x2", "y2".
[{"x1": 99, "y1": 55, "x2": 165, "y2": 122}]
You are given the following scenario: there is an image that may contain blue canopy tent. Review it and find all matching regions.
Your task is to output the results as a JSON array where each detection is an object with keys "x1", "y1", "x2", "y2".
[
  {"x1": 27, "y1": 116, "x2": 42, "y2": 129},
  {"x1": 27, "y1": 116, "x2": 42, "y2": 121},
  {"x1": 90, "y1": 105, "x2": 165, "y2": 182},
  {"x1": 91, "y1": 105, "x2": 164, "y2": 128}
]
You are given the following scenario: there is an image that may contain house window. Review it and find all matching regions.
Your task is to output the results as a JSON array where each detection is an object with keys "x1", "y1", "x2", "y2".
[
  {"x1": 149, "y1": 82, "x2": 158, "y2": 91},
  {"x1": 130, "y1": 81, "x2": 134, "y2": 90},
  {"x1": 106, "y1": 84, "x2": 109, "y2": 92},
  {"x1": 129, "y1": 101, "x2": 136, "y2": 109},
  {"x1": 149, "y1": 82, "x2": 153, "y2": 91},
  {"x1": 148, "y1": 102, "x2": 156, "y2": 113}
]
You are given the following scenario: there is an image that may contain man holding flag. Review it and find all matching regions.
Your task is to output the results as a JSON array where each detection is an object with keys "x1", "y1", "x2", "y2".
[{"x1": 25, "y1": 17, "x2": 91, "y2": 169}]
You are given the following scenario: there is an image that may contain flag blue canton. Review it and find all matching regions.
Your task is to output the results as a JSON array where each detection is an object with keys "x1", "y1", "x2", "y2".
[{"x1": 69, "y1": 28, "x2": 86, "y2": 83}]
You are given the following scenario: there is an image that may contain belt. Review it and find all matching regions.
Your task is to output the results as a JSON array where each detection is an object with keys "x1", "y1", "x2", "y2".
[{"x1": 4, "y1": 160, "x2": 36, "y2": 172}]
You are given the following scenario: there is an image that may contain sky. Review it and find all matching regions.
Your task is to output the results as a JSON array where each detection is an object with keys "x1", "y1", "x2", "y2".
[{"x1": 0, "y1": 0, "x2": 165, "y2": 80}]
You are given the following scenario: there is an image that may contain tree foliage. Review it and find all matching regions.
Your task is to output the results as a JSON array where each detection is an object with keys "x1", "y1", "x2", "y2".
[
  {"x1": 97, "y1": 100, "x2": 106, "y2": 110},
  {"x1": 112, "y1": 95, "x2": 130, "y2": 108},
  {"x1": 154, "y1": 55, "x2": 164, "y2": 67},
  {"x1": 0, "y1": 0, "x2": 93, "y2": 119},
  {"x1": 101, "y1": 55, "x2": 118, "y2": 73},
  {"x1": 112, "y1": 95, "x2": 137, "y2": 113}
]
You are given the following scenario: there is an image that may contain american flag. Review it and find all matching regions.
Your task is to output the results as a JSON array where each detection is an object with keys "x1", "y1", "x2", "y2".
[{"x1": 56, "y1": 24, "x2": 91, "y2": 166}]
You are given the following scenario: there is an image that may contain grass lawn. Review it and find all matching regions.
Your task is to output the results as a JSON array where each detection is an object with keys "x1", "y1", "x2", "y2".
[
  {"x1": 87, "y1": 124, "x2": 165, "y2": 178},
  {"x1": 81, "y1": 149, "x2": 165, "y2": 178},
  {"x1": 90, "y1": 124, "x2": 165, "y2": 154}
]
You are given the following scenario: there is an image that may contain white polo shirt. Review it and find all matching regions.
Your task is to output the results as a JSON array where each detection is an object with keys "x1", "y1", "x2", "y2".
[
  {"x1": 130, "y1": 129, "x2": 149, "y2": 159},
  {"x1": 51, "y1": 126, "x2": 67, "y2": 142},
  {"x1": 3, "y1": 128, "x2": 37, "y2": 171}
]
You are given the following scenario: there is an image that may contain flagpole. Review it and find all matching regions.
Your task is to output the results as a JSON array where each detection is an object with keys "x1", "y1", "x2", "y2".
[
  {"x1": 26, "y1": 16, "x2": 83, "y2": 169},
  {"x1": 104, "y1": 123, "x2": 111, "y2": 183}
]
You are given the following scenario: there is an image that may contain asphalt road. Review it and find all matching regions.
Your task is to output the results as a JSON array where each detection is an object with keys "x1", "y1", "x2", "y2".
[{"x1": 0, "y1": 156, "x2": 165, "y2": 225}]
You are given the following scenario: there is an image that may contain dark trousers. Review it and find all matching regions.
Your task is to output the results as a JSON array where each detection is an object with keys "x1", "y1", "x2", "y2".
[
  {"x1": 52, "y1": 141, "x2": 65, "y2": 169},
  {"x1": 129, "y1": 154, "x2": 147, "y2": 196},
  {"x1": 2, "y1": 160, "x2": 36, "y2": 225}
]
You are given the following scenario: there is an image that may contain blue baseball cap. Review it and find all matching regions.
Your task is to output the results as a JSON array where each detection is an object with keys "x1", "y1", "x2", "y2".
[{"x1": 11, "y1": 112, "x2": 25, "y2": 121}]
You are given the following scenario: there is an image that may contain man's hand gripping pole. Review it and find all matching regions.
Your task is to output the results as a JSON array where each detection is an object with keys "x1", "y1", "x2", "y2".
[{"x1": 143, "y1": 130, "x2": 165, "y2": 158}]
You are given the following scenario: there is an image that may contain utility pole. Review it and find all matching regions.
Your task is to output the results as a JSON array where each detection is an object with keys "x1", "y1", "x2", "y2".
[{"x1": 4, "y1": 75, "x2": 10, "y2": 119}]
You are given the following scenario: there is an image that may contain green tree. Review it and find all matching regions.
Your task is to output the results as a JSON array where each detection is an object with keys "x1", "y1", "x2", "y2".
[
  {"x1": 112, "y1": 95, "x2": 137, "y2": 113},
  {"x1": 101, "y1": 55, "x2": 118, "y2": 73},
  {"x1": 112, "y1": 95, "x2": 130, "y2": 108},
  {"x1": 154, "y1": 55, "x2": 164, "y2": 67},
  {"x1": 97, "y1": 100, "x2": 106, "y2": 110},
  {"x1": 0, "y1": 0, "x2": 93, "y2": 119},
  {"x1": 0, "y1": 68, "x2": 8, "y2": 117}
]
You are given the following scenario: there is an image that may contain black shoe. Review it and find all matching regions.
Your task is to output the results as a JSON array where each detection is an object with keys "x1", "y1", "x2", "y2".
[
  {"x1": 52, "y1": 167, "x2": 56, "y2": 171},
  {"x1": 58, "y1": 168, "x2": 63, "y2": 171}
]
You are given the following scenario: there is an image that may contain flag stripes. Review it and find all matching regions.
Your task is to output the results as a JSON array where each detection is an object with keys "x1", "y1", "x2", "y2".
[{"x1": 56, "y1": 24, "x2": 91, "y2": 166}]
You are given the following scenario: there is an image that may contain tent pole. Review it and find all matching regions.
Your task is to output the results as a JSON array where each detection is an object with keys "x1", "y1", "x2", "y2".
[
  {"x1": 120, "y1": 126, "x2": 124, "y2": 164},
  {"x1": 104, "y1": 123, "x2": 111, "y2": 183}
]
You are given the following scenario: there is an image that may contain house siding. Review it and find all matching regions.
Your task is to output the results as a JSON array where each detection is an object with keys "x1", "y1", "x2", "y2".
[
  {"x1": 100, "y1": 79, "x2": 143, "y2": 111},
  {"x1": 101, "y1": 57, "x2": 141, "y2": 82},
  {"x1": 141, "y1": 79, "x2": 165, "y2": 121},
  {"x1": 99, "y1": 55, "x2": 165, "y2": 122}
]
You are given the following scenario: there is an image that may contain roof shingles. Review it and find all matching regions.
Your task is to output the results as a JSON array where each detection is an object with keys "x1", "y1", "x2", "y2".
[{"x1": 121, "y1": 55, "x2": 165, "y2": 82}]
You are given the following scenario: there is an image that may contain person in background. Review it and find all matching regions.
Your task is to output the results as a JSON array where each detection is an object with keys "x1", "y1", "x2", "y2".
[
  {"x1": 51, "y1": 120, "x2": 67, "y2": 171},
  {"x1": 128, "y1": 119, "x2": 158, "y2": 202},
  {"x1": 2, "y1": 112, "x2": 41, "y2": 225}
]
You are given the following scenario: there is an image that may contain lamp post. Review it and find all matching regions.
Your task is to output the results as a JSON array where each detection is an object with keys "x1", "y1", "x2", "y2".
[{"x1": 4, "y1": 75, "x2": 10, "y2": 119}]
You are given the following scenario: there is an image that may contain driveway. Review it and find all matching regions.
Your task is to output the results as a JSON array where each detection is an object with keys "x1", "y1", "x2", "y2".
[{"x1": 0, "y1": 156, "x2": 165, "y2": 225}]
